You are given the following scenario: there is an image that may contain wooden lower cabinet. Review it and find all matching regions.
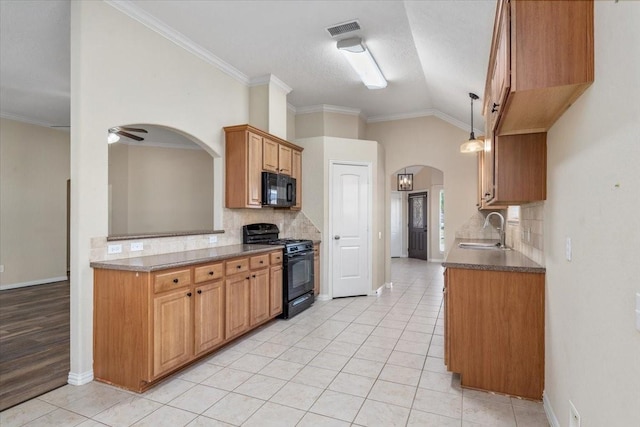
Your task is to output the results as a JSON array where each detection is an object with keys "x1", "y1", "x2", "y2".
[
  {"x1": 250, "y1": 268, "x2": 270, "y2": 326},
  {"x1": 270, "y1": 265, "x2": 283, "y2": 317},
  {"x1": 194, "y1": 280, "x2": 224, "y2": 356},
  {"x1": 444, "y1": 267, "x2": 545, "y2": 400},
  {"x1": 153, "y1": 289, "x2": 193, "y2": 378},
  {"x1": 93, "y1": 249, "x2": 283, "y2": 392},
  {"x1": 225, "y1": 273, "x2": 251, "y2": 340}
]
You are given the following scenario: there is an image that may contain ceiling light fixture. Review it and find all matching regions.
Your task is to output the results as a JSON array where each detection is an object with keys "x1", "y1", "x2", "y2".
[
  {"x1": 107, "y1": 130, "x2": 120, "y2": 144},
  {"x1": 460, "y1": 92, "x2": 484, "y2": 153},
  {"x1": 337, "y1": 37, "x2": 387, "y2": 90}
]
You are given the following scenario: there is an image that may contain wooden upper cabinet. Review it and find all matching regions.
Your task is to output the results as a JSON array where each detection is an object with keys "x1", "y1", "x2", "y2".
[
  {"x1": 262, "y1": 138, "x2": 279, "y2": 173},
  {"x1": 224, "y1": 127, "x2": 263, "y2": 208},
  {"x1": 291, "y1": 150, "x2": 302, "y2": 210},
  {"x1": 278, "y1": 144, "x2": 292, "y2": 175},
  {"x1": 485, "y1": 0, "x2": 594, "y2": 135},
  {"x1": 224, "y1": 124, "x2": 303, "y2": 209}
]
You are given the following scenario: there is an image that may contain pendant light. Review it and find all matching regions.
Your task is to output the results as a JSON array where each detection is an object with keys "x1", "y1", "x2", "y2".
[
  {"x1": 460, "y1": 92, "x2": 484, "y2": 153},
  {"x1": 397, "y1": 168, "x2": 413, "y2": 191}
]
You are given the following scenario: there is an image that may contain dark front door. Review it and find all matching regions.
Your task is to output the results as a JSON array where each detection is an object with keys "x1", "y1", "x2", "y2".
[{"x1": 408, "y1": 192, "x2": 428, "y2": 260}]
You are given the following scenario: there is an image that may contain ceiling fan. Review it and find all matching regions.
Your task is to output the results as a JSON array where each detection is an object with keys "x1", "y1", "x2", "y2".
[{"x1": 108, "y1": 126, "x2": 148, "y2": 143}]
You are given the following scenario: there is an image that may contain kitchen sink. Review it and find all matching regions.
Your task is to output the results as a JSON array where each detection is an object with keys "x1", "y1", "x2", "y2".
[{"x1": 458, "y1": 242, "x2": 511, "y2": 250}]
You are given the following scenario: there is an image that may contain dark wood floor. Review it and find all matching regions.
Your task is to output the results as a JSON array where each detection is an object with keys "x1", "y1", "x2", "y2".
[{"x1": 0, "y1": 280, "x2": 70, "y2": 411}]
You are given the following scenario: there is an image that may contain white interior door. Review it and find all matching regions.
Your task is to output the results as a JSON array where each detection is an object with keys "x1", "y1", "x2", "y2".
[
  {"x1": 330, "y1": 162, "x2": 370, "y2": 298},
  {"x1": 390, "y1": 192, "x2": 402, "y2": 257}
]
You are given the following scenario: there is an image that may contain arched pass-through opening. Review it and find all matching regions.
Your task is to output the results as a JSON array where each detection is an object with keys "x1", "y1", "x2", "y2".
[{"x1": 107, "y1": 123, "x2": 217, "y2": 237}]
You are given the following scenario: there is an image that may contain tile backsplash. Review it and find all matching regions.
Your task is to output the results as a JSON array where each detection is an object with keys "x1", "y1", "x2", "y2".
[
  {"x1": 455, "y1": 205, "x2": 544, "y2": 266},
  {"x1": 91, "y1": 209, "x2": 321, "y2": 261},
  {"x1": 506, "y1": 202, "x2": 544, "y2": 266}
]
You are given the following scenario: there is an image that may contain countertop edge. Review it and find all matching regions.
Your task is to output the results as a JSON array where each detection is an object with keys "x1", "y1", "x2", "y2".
[
  {"x1": 442, "y1": 239, "x2": 545, "y2": 274},
  {"x1": 90, "y1": 244, "x2": 283, "y2": 272}
]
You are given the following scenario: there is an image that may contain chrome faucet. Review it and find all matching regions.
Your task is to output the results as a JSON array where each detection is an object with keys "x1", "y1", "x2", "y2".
[{"x1": 483, "y1": 212, "x2": 507, "y2": 248}]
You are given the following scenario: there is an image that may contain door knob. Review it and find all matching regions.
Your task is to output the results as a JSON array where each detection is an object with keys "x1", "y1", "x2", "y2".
[{"x1": 334, "y1": 235, "x2": 341, "y2": 240}]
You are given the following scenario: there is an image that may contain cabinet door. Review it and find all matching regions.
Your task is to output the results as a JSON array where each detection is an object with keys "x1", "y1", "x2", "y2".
[
  {"x1": 263, "y1": 138, "x2": 279, "y2": 172},
  {"x1": 247, "y1": 132, "x2": 263, "y2": 206},
  {"x1": 269, "y1": 265, "x2": 283, "y2": 317},
  {"x1": 194, "y1": 280, "x2": 225, "y2": 356},
  {"x1": 225, "y1": 274, "x2": 250, "y2": 340},
  {"x1": 291, "y1": 150, "x2": 302, "y2": 210},
  {"x1": 313, "y1": 243, "x2": 320, "y2": 296},
  {"x1": 250, "y1": 268, "x2": 270, "y2": 326},
  {"x1": 278, "y1": 144, "x2": 292, "y2": 175},
  {"x1": 153, "y1": 290, "x2": 193, "y2": 378}
]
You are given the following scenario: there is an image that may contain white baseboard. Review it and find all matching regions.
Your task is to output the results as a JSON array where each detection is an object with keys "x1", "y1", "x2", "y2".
[
  {"x1": 1, "y1": 276, "x2": 68, "y2": 291},
  {"x1": 68, "y1": 370, "x2": 94, "y2": 386},
  {"x1": 543, "y1": 392, "x2": 560, "y2": 427},
  {"x1": 385, "y1": 282, "x2": 393, "y2": 288},
  {"x1": 316, "y1": 293, "x2": 331, "y2": 301},
  {"x1": 429, "y1": 258, "x2": 444, "y2": 263}
]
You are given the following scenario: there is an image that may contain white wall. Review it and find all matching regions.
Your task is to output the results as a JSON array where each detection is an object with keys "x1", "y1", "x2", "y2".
[
  {"x1": 366, "y1": 115, "x2": 477, "y2": 283},
  {"x1": 0, "y1": 118, "x2": 70, "y2": 288},
  {"x1": 70, "y1": 0, "x2": 248, "y2": 383},
  {"x1": 544, "y1": 2, "x2": 640, "y2": 425}
]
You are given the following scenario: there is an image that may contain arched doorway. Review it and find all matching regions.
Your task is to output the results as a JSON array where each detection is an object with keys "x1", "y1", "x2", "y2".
[{"x1": 391, "y1": 165, "x2": 444, "y2": 261}]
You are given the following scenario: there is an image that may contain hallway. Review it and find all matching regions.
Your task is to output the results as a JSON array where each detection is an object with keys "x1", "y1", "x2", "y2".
[{"x1": 1, "y1": 259, "x2": 548, "y2": 426}]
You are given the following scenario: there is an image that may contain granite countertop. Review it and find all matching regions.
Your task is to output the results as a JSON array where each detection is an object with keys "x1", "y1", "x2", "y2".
[
  {"x1": 443, "y1": 239, "x2": 545, "y2": 273},
  {"x1": 90, "y1": 244, "x2": 283, "y2": 272}
]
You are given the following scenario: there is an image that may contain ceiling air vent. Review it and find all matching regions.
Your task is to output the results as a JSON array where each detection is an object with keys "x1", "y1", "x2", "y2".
[{"x1": 326, "y1": 20, "x2": 361, "y2": 37}]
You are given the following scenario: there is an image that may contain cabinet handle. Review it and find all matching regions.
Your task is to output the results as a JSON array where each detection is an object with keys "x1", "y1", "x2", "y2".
[
  {"x1": 173, "y1": 278, "x2": 179, "y2": 284},
  {"x1": 252, "y1": 274, "x2": 256, "y2": 278},
  {"x1": 236, "y1": 265, "x2": 242, "y2": 269},
  {"x1": 260, "y1": 260, "x2": 264, "y2": 264},
  {"x1": 246, "y1": 276, "x2": 250, "y2": 280},
  {"x1": 197, "y1": 290, "x2": 202, "y2": 294},
  {"x1": 484, "y1": 192, "x2": 491, "y2": 197},
  {"x1": 208, "y1": 271, "x2": 214, "y2": 275},
  {"x1": 491, "y1": 102, "x2": 500, "y2": 113},
  {"x1": 187, "y1": 292, "x2": 192, "y2": 297}
]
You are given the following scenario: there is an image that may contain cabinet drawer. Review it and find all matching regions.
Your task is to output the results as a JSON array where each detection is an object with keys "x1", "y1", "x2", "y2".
[
  {"x1": 154, "y1": 269, "x2": 191, "y2": 293},
  {"x1": 250, "y1": 254, "x2": 270, "y2": 269},
  {"x1": 194, "y1": 263, "x2": 223, "y2": 283},
  {"x1": 226, "y1": 258, "x2": 249, "y2": 276},
  {"x1": 270, "y1": 252, "x2": 283, "y2": 265}
]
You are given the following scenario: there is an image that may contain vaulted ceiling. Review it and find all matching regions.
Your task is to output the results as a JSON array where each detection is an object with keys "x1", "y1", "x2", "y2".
[{"x1": 0, "y1": 0, "x2": 496, "y2": 132}]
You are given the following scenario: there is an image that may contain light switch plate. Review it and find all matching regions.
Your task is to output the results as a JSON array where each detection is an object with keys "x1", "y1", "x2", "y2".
[
  {"x1": 635, "y1": 293, "x2": 640, "y2": 332},
  {"x1": 565, "y1": 237, "x2": 572, "y2": 261},
  {"x1": 130, "y1": 242, "x2": 143, "y2": 252},
  {"x1": 209, "y1": 235, "x2": 218, "y2": 244},
  {"x1": 0, "y1": 265, "x2": 4, "y2": 273}
]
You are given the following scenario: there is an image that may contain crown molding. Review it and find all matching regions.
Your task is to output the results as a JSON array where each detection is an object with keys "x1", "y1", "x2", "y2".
[
  {"x1": 104, "y1": 0, "x2": 249, "y2": 85},
  {"x1": 287, "y1": 103, "x2": 297, "y2": 114},
  {"x1": 367, "y1": 108, "x2": 482, "y2": 134},
  {"x1": 296, "y1": 104, "x2": 362, "y2": 116},
  {"x1": 0, "y1": 112, "x2": 63, "y2": 129},
  {"x1": 249, "y1": 74, "x2": 292, "y2": 94}
]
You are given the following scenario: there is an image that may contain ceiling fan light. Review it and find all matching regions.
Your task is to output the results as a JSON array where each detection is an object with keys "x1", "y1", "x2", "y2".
[
  {"x1": 107, "y1": 132, "x2": 120, "y2": 144},
  {"x1": 337, "y1": 37, "x2": 387, "y2": 90}
]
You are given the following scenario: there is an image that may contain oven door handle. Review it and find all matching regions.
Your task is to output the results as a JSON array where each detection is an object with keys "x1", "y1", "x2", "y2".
[{"x1": 287, "y1": 251, "x2": 314, "y2": 258}]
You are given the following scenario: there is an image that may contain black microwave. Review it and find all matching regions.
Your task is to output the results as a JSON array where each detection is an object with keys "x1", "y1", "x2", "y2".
[{"x1": 262, "y1": 172, "x2": 296, "y2": 207}]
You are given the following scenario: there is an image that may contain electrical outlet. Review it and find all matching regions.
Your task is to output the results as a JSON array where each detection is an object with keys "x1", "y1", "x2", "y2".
[
  {"x1": 209, "y1": 235, "x2": 218, "y2": 244},
  {"x1": 0, "y1": 264, "x2": 4, "y2": 273},
  {"x1": 108, "y1": 244, "x2": 122, "y2": 254},
  {"x1": 130, "y1": 242, "x2": 144, "y2": 252},
  {"x1": 565, "y1": 237, "x2": 572, "y2": 261},
  {"x1": 569, "y1": 400, "x2": 581, "y2": 427}
]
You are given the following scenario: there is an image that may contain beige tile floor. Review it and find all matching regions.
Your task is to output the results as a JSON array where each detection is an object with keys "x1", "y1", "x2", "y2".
[{"x1": 0, "y1": 258, "x2": 549, "y2": 427}]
